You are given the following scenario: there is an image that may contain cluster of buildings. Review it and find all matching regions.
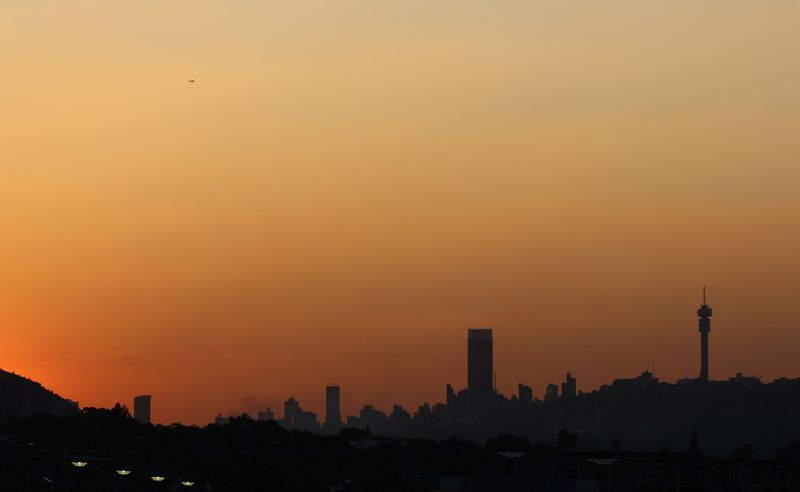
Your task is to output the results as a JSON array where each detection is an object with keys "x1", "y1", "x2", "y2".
[
  {"x1": 224, "y1": 289, "x2": 754, "y2": 435},
  {"x1": 140, "y1": 290, "x2": 763, "y2": 436},
  {"x1": 227, "y1": 328, "x2": 589, "y2": 434}
]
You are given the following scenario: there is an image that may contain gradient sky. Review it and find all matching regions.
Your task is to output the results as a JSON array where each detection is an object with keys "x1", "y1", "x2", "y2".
[{"x1": 1, "y1": 1, "x2": 798, "y2": 425}]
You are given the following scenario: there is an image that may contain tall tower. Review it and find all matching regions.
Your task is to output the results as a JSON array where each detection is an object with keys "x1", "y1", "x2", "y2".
[
  {"x1": 697, "y1": 286, "x2": 713, "y2": 382},
  {"x1": 467, "y1": 328, "x2": 493, "y2": 394},
  {"x1": 133, "y1": 395, "x2": 151, "y2": 424},
  {"x1": 325, "y1": 385, "x2": 342, "y2": 432},
  {"x1": 561, "y1": 372, "x2": 577, "y2": 398}
]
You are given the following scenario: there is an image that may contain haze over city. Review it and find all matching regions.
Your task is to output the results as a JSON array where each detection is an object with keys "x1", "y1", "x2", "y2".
[{"x1": 1, "y1": 1, "x2": 799, "y2": 426}]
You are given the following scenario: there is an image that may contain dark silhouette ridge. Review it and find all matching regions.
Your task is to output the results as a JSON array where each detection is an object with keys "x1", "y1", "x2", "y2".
[{"x1": 0, "y1": 369, "x2": 78, "y2": 424}]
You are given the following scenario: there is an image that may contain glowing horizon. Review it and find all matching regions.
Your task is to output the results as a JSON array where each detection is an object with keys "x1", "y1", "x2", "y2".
[{"x1": 1, "y1": 1, "x2": 798, "y2": 424}]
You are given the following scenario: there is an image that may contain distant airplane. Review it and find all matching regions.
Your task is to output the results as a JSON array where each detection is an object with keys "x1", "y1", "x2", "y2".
[{"x1": 188, "y1": 79, "x2": 195, "y2": 83}]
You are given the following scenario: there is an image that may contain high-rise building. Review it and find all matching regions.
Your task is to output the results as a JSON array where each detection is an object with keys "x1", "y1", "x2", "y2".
[
  {"x1": 133, "y1": 395, "x2": 151, "y2": 424},
  {"x1": 296, "y1": 410, "x2": 320, "y2": 431},
  {"x1": 697, "y1": 287, "x2": 713, "y2": 382},
  {"x1": 325, "y1": 385, "x2": 342, "y2": 432},
  {"x1": 561, "y1": 372, "x2": 577, "y2": 398},
  {"x1": 446, "y1": 384, "x2": 456, "y2": 408},
  {"x1": 280, "y1": 397, "x2": 319, "y2": 431},
  {"x1": 544, "y1": 383, "x2": 559, "y2": 402},
  {"x1": 467, "y1": 328, "x2": 493, "y2": 394},
  {"x1": 257, "y1": 407, "x2": 274, "y2": 421},
  {"x1": 283, "y1": 397, "x2": 300, "y2": 429},
  {"x1": 518, "y1": 383, "x2": 533, "y2": 403}
]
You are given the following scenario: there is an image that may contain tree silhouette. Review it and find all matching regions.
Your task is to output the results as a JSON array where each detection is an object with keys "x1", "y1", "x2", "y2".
[
  {"x1": 557, "y1": 429, "x2": 578, "y2": 451},
  {"x1": 111, "y1": 402, "x2": 131, "y2": 419}
]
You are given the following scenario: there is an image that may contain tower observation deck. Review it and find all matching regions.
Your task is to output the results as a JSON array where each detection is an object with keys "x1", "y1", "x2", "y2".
[{"x1": 697, "y1": 286, "x2": 713, "y2": 382}]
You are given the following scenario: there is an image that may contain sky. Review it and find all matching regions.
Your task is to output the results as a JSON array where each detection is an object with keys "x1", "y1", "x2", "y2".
[{"x1": 1, "y1": 1, "x2": 798, "y2": 425}]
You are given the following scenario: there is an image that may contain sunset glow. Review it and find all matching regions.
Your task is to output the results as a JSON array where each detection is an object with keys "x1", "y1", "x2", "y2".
[{"x1": 1, "y1": 1, "x2": 798, "y2": 425}]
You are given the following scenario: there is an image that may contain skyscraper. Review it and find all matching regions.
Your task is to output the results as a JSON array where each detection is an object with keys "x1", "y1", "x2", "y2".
[
  {"x1": 325, "y1": 385, "x2": 342, "y2": 432},
  {"x1": 544, "y1": 383, "x2": 559, "y2": 402},
  {"x1": 698, "y1": 286, "x2": 713, "y2": 382},
  {"x1": 518, "y1": 383, "x2": 533, "y2": 403},
  {"x1": 257, "y1": 407, "x2": 274, "y2": 421},
  {"x1": 467, "y1": 328, "x2": 493, "y2": 394},
  {"x1": 561, "y1": 372, "x2": 577, "y2": 398},
  {"x1": 283, "y1": 397, "x2": 300, "y2": 429},
  {"x1": 133, "y1": 395, "x2": 151, "y2": 424}
]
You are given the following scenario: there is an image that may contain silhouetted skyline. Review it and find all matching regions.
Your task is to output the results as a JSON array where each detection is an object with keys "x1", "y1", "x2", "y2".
[
  {"x1": 2, "y1": 1, "x2": 798, "y2": 428},
  {"x1": 4, "y1": 289, "x2": 787, "y2": 428},
  {"x1": 176, "y1": 294, "x2": 789, "y2": 448}
]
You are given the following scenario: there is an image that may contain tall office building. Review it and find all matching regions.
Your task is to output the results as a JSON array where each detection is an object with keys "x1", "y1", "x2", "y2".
[
  {"x1": 283, "y1": 397, "x2": 300, "y2": 429},
  {"x1": 544, "y1": 383, "x2": 559, "y2": 402},
  {"x1": 467, "y1": 328, "x2": 493, "y2": 394},
  {"x1": 257, "y1": 407, "x2": 274, "y2": 422},
  {"x1": 561, "y1": 372, "x2": 577, "y2": 398},
  {"x1": 698, "y1": 286, "x2": 713, "y2": 382},
  {"x1": 325, "y1": 385, "x2": 342, "y2": 432},
  {"x1": 133, "y1": 395, "x2": 151, "y2": 424},
  {"x1": 446, "y1": 384, "x2": 456, "y2": 407},
  {"x1": 518, "y1": 383, "x2": 533, "y2": 403}
]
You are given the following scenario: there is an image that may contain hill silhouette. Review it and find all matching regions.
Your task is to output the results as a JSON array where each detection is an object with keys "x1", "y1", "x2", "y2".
[{"x1": 0, "y1": 369, "x2": 78, "y2": 423}]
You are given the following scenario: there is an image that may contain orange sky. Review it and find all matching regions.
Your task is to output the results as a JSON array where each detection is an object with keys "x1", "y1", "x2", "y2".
[{"x1": 1, "y1": 1, "x2": 798, "y2": 425}]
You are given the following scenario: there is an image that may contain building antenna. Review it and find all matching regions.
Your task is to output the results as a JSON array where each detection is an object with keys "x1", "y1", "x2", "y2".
[{"x1": 703, "y1": 284, "x2": 707, "y2": 305}]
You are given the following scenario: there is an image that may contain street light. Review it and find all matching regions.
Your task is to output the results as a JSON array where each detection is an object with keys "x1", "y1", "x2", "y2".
[
  {"x1": 69, "y1": 460, "x2": 88, "y2": 490},
  {"x1": 150, "y1": 475, "x2": 166, "y2": 482},
  {"x1": 181, "y1": 481, "x2": 195, "y2": 487},
  {"x1": 113, "y1": 467, "x2": 133, "y2": 492}
]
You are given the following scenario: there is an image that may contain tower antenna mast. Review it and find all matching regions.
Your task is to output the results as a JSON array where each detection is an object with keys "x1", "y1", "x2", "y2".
[{"x1": 697, "y1": 285, "x2": 713, "y2": 382}]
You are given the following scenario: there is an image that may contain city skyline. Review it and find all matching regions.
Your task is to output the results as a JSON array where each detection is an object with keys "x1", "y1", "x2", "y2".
[
  {"x1": 2, "y1": 1, "x2": 798, "y2": 426},
  {"x1": 5, "y1": 286, "x2": 798, "y2": 425},
  {"x1": 123, "y1": 292, "x2": 775, "y2": 426}
]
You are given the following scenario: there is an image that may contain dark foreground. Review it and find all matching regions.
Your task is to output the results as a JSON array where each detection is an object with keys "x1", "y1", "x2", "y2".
[{"x1": 2, "y1": 408, "x2": 800, "y2": 491}]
